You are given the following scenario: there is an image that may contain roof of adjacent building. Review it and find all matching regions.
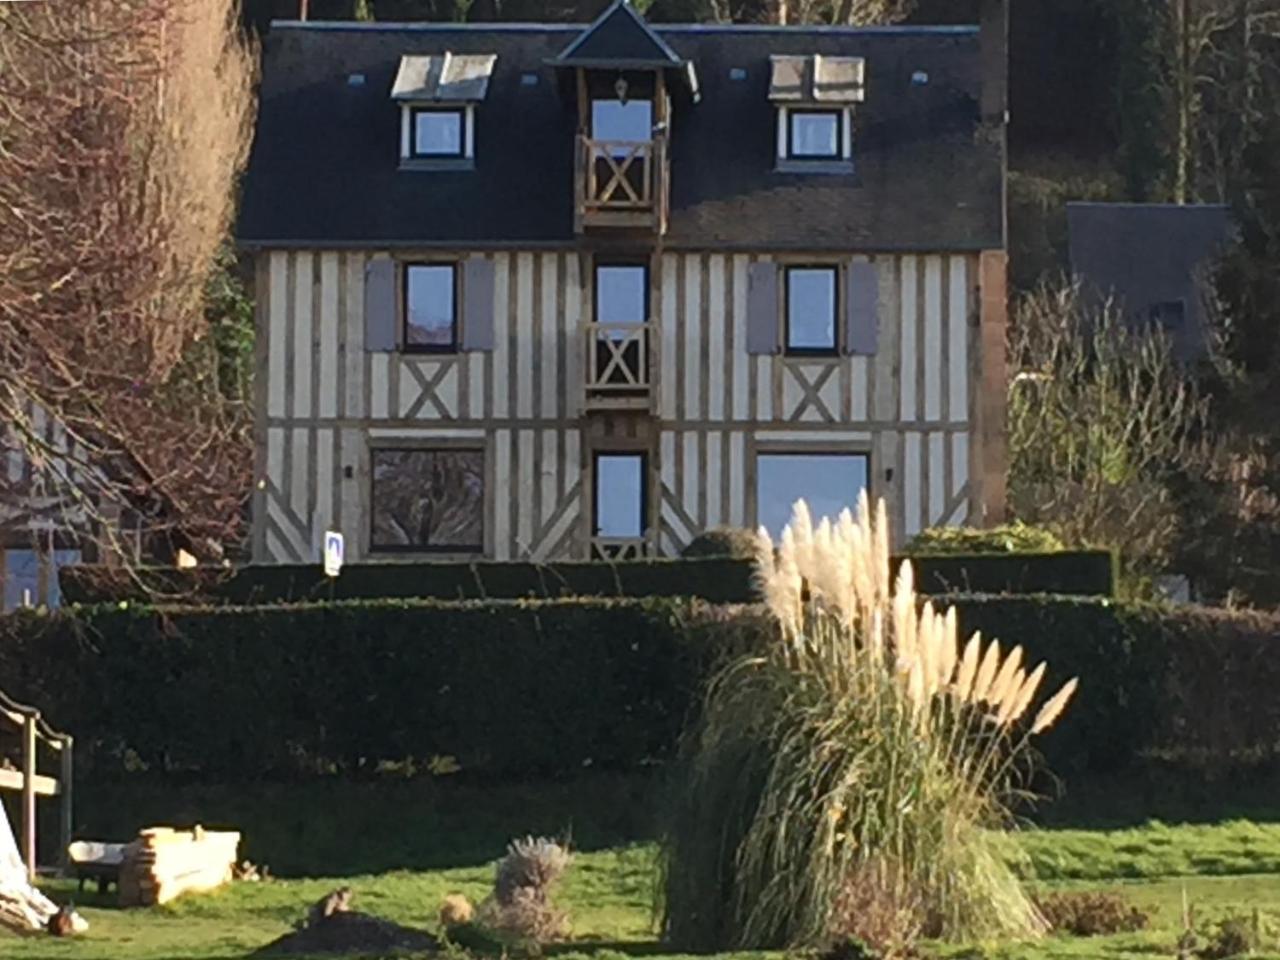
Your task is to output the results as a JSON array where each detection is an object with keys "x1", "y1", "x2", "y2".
[
  {"x1": 237, "y1": 11, "x2": 1003, "y2": 252},
  {"x1": 1067, "y1": 202, "x2": 1234, "y2": 357}
]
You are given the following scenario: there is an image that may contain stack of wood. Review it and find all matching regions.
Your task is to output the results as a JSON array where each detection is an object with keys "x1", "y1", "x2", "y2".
[{"x1": 118, "y1": 826, "x2": 240, "y2": 907}]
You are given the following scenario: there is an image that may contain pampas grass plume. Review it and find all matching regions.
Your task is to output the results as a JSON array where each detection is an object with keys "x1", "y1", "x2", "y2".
[{"x1": 1031, "y1": 678, "x2": 1079, "y2": 734}]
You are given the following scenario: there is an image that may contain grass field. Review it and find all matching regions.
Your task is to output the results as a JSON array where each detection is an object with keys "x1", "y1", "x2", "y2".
[{"x1": 3, "y1": 821, "x2": 1279, "y2": 960}]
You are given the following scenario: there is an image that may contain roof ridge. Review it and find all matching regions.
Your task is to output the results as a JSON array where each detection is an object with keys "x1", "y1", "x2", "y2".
[{"x1": 269, "y1": 19, "x2": 978, "y2": 35}]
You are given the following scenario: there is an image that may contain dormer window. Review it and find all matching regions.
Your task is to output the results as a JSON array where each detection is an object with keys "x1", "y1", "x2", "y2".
[
  {"x1": 787, "y1": 109, "x2": 842, "y2": 160},
  {"x1": 412, "y1": 107, "x2": 465, "y2": 158},
  {"x1": 770, "y1": 54, "x2": 864, "y2": 173},
  {"x1": 392, "y1": 51, "x2": 495, "y2": 170}
]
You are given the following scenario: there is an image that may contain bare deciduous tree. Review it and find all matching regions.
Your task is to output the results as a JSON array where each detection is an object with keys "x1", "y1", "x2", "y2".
[
  {"x1": 1007, "y1": 281, "x2": 1210, "y2": 590},
  {"x1": 0, "y1": 0, "x2": 256, "y2": 566}
]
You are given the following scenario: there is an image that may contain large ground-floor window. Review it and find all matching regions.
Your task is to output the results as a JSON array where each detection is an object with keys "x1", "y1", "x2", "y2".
[
  {"x1": 1, "y1": 544, "x2": 80, "y2": 611},
  {"x1": 370, "y1": 448, "x2": 484, "y2": 553},
  {"x1": 755, "y1": 451, "x2": 870, "y2": 539}
]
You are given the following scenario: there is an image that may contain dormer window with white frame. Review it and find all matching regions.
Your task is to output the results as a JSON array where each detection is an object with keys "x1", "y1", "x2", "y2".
[
  {"x1": 769, "y1": 54, "x2": 863, "y2": 173},
  {"x1": 392, "y1": 51, "x2": 496, "y2": 170},
  {"x1": 411, "y1": 107, "x2": 466, "y2": 158}
]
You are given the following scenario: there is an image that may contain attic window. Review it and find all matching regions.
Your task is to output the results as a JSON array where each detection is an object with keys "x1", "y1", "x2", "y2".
[
  {"x1": 788, "y1": 109, "x2": 841, "y2": 159},
  {"x1": 769, "y1": 55, "x2": 863, "y2": 171},
  {"x1": 412, "y1": 108, "x2": 464, "y2": 158},
  {"x1": 392, "y1": 52, "x2": 495, "y2": 168}
]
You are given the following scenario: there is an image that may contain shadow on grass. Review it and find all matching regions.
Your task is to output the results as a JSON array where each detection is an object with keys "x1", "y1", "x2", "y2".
[
  {"x1": 544, "y1": 941, "x2": 672, "y2": 957},
  {"x1": 68, "y1": 773, "x2": 665, "y2": 878},
  {"x1": 55, "y1": 765, "x2": 1280, "y2": 880}
]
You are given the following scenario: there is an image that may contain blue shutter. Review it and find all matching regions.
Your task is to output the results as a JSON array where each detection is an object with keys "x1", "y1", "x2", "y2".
[
  {"x1": 746, "y1": 262, "x2": 780, "y2": 355},
  {"x1": 845, "y1": 259, "x2": 879, "y2": 355},
  {"x1": 461, "y1": 257, "x2": 496, "y2": 351},
  {"x1": 364, "y1": 258, "x2": 397, "y2": 352}
]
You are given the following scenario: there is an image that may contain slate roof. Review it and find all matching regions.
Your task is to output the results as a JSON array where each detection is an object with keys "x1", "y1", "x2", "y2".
[
  {"x1": 237, "y1": 17, "x2": 1003, "y2": 252},
  {"x1": 1067, "y1": 202, "x2": 1233, "y2": 358}
]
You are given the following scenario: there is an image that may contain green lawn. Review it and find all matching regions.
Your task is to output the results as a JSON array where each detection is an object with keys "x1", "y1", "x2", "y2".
[{"x1": 4, "y1": 822, "x2": 1280, "y2": 960}]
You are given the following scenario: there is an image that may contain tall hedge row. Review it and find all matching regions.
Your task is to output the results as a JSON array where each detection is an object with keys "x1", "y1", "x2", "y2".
[
  {"x1": 0, "y1": 595, "x2": 1274, "y2": 782},
  {"x1": 57, "y1": 549, "x2": 1116, "y2": 606},
  {"x1": 0, "y1": 598, "x2": 741, "y2": 780}
]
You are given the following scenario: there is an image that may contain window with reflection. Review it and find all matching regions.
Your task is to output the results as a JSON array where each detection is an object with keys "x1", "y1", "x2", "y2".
[
  {"x1": 786, "y1": 266, "x2": 838, "y2": 353},
  {"x1": 755, "y1": 452, "x2": 869, "y2": 540},
  {"x1": 371, "y1": 449, "x2": 484, "y2": 552},
  {"x1": 788, "y1": 109, "x2": 841, "y2": 159},
  {"x1": 404, "y1": 263, "x2": 457, "y2": 351},
  {"x1": 412, "y1": 108, "x2": 464, "y2": 157},
  {"x1": 594, "y1": 453, "x2": 646, "y2": 539}
]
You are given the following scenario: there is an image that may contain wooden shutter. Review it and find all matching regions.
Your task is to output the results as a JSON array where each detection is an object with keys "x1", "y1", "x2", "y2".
[
  {"x1": 844, "y1": 259, "x2": 879, "y2": 355},
  {"x1": 364, "y1": 257, "x2": 397, "y2": 352},
  {"x1": 746, "y1": 262, "x2": 780, "y2": 355},
  {"x1": 461, "y1": 256, "x2": 496, "y2": 351}
]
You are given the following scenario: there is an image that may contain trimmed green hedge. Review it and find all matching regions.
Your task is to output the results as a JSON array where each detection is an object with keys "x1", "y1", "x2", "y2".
[
  {"x1": 0, "y1": 593, "x2": 1274, "y2": 782},
  {"x1": 0, "y1": 597, "x2": 751, "y2": 780},
  {"x1": 58, "y1": 549, "x2": 1116, "y2": 605},
  {"x1": 905, "y1": 522, "x2": 1067, "y2": 555},
  {"x1": 908, "y1": 551, "x2": 1116, "y2": 598}
]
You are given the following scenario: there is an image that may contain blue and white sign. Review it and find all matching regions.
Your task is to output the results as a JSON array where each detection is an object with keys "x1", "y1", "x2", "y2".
[{"x1": 323, "y1": 531, "x2": 344, "y2": 578}]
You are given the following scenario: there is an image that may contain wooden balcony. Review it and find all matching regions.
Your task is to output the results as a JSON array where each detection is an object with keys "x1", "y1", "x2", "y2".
[
  {"x1": 590, "y1": 536, "x2": 650, "y2": 560},
  {"x1": 576, "y1": 136, "x2": 668, "y2": 233},
  {"x1": 584, "y1": 322, "x2": 653, "y2": 411}
]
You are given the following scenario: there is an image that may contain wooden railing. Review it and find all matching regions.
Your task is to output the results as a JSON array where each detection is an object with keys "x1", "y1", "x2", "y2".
[
  {"x1": 582, "y1": 137, "x2": 655, "y2": 209},
  {"x1": 584, "y1": 322, "x2": 652, "y2": 409},
  {"x1": 576, "y1": 135, "x2": 668, "y2": 234},
  {"x1": 0, "y1": 688, "x2": 72, "y2": 880},
  {"x1": 590, "y1": 536, "x2": 650, "y2": 560}
]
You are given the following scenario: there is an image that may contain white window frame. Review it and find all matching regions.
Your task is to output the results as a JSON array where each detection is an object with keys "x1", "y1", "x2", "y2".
[
  {"x1": 775, "y1": 105, "x2": 854, "y2": 164},
  {"x1": 400, "y1": 103, "x2": 476, "y2": 161}
]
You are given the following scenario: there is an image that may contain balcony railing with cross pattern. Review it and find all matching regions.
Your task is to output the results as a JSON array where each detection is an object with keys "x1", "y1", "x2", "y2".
[
  {"x1": 576, "y1": 136, "x2": 668, "y2": 233},
  {"x1": 584, "y1": 322, "x2": 653, "y2": 411}
]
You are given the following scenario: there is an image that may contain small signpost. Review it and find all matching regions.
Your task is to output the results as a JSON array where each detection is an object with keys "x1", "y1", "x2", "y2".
[{"x1": 323, "y1": 531, "x2": 344, "y2": 578}]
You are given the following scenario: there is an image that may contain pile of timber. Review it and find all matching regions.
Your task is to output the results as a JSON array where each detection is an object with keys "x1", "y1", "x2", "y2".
[
  {"x1": 118, "y1": 826, "x2": 240, "y2": 907},
  {"x1": 0, "y1": 871, "x2": 71, "y2": 934}
]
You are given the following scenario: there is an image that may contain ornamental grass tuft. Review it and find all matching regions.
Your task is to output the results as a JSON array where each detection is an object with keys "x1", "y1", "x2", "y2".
[{"x1": 659, "y1": 495, "x2": 1079, "y2": 954}]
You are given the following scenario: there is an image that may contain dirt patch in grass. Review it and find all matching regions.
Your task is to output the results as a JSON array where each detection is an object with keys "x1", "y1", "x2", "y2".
[{"x1": 254, "y1": 912, "x2": 438, "y2": 955}]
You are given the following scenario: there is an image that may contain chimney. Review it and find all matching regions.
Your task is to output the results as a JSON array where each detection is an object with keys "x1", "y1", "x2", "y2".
[
  {"x1": 774, "y1": 0, "x2": 789, "y2": 25},
  {"x1": 979, "y1": 0, "x2": 1008, "y2": 125}
]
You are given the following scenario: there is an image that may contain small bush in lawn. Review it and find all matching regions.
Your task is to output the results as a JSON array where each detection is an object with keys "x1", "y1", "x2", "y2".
[
  {"x1": 660, "y1": 496, "x2": 1079, "y2": 952},
  {"x1": 1034, "y1": 890, "x2": 1150, "y2": 935},
  {"x1": 1198, "y1": 914, "x2": 1262, "y2": 959},
  {"x1": 478, "y1": 836, "x2": 572, "y2": 945}
]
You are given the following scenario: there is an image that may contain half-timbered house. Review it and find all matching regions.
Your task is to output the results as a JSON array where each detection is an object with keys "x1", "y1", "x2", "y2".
[{"x1": 238, "y1": 0, "x2": 1009, "y2": 562}]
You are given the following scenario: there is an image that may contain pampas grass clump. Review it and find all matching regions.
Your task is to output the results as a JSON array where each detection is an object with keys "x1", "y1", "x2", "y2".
[
  {"x1": 660, "y1": 495, "x2": 1078, "y2": 954},
  {"x1": 477, "y1": 836, "x2": 572, "y2": 944}
]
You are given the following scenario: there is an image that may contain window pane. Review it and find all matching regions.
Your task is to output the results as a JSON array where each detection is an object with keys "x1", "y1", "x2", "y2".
[
  {"x1": 2, "y1": 549, "x2": 39, "y2": 611},
  {"x1": 596, "y1": 266, "x2": 647, "y2": 326},
  {"x1": 596, "y1": 454, "x2": 644, "y2": 538},
  {"x1": 414, "y1": 111, "x2": 462, "y2": 156},
  {"x1": 592, "y1": 99, "x2": 652, "y2": 147},
  {"x1": 372, "y1": 449, "x2": 484, "y2": 550},
  {"x1": 790, "y1": 111, "x2": 839, "y2": 158},
  {"x1": 406, "y1": 265, "x2": 455, "y2": 348},
  {"x1": 756, "y1": 454, "x2": 869, "y2": 540},
  {"x1": 787, "y1": 268, "x2": 837, "y2": 350}
]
